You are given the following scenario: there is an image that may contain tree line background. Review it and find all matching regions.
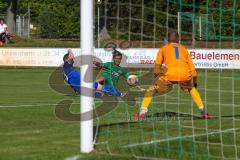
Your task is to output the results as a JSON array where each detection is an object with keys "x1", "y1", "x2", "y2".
[{"x1": 0, "y1": 0, "x2": 239, "y2": 41}]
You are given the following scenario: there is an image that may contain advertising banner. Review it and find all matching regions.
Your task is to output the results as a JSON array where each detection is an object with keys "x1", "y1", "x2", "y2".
[{"x1": 0, "y1": 48, "x2": 239, "y2": 69}]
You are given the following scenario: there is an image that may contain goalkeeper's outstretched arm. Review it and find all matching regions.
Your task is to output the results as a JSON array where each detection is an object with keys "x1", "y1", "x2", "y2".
[{"x1": 154, "y1": 48, "x2": 164, "y2": 77}]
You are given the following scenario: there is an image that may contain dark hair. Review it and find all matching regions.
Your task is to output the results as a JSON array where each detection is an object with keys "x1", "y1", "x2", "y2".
[
  {"x1": 112, "y1": 49, "x2": 122, "y2": 57},
  {"x1": 168, "y1": 31, "x2": 179, "y2": 43},
  {"x1": 63, "y1": 53, "x2": 69, "y2": 62},
  {"x1": 0, "y1": 18, "x2": 4, "y2": 21}
]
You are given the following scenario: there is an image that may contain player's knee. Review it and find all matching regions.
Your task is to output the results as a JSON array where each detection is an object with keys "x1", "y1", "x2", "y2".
[
  {"x1": 94, "y1": 82, "x2": 103, "y2": 91},
  {"x1": 155, "y1": 85, "x2": 171, "y2": 94},
  {"x1": 147, "y1": 85, "x2": 156, "y2": 92},
  {"x1": 96, "y1": 77, "x2": 105, "y2": 85}
]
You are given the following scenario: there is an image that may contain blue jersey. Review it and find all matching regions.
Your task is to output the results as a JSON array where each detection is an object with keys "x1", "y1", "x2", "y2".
[
  {"x1": 63, "y1": 61, "x2": 81, "y2": 93},
  {"x1": 63, "y1": 61, "x2": 75, "y2": 76}
]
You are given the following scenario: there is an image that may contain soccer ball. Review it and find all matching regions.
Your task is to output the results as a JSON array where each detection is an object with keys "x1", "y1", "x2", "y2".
[{"x1": 127, "y1": 75, "x2": 138, "y2": 86}]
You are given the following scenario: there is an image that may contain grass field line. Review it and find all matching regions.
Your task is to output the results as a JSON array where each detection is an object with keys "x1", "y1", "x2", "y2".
[
  {"x1": 0, "y1": 129, "x2": 42, "y2": 136},
  {"x1": 95, "y1": 152, "x2": 173, "y2": 160},
  {"x1": 0, "y1": 100, "x2": 239, "y2": 108},
  {"x1": 129, "y1": 71, "x2": 240, "y2": 80},
  {"x1": 132, "y1": 87, "x2": 240, "y2": 94},
  {"x1": 65, "y1": 152, "x2": 173, "y2": 160},
  {"x1": 122, "y1": 128, "x2": 240, "y2": 148},
  {"x1": 0, "y1": 103, "x2": 81, "y2": 108}
]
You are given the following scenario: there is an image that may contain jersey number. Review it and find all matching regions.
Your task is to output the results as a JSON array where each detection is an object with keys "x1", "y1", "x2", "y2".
[{"x1": 173, "y1": 46, "x2": 180, "y2": 59}]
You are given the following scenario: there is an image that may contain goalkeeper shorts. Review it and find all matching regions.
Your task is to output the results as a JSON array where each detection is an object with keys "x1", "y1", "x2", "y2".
[{"x1": 154, "y1": 77, "x2": 194, "y2": 94}]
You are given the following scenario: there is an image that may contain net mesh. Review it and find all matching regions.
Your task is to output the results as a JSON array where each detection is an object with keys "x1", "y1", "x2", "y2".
[{"x1": 93, "y1": 0, "x2": 240, "y2": 159}]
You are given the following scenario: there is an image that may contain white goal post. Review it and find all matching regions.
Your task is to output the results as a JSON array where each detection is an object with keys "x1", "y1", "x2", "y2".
[
  {"x1": 80, "y1": 0, "x2": 94, "y2": 153},
  {"x1": 178, "y1": 12, "x2": 203, "y2": 42},
  {"x1": 178, "y1": 12, "x2": 216, "y2": 42}
]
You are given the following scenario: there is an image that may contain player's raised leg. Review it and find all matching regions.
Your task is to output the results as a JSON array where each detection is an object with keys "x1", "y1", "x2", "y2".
[
  {"x1": 136, "y1": 77, "x2": 172, "y2": 119},
  {"x1": 137, "y1": 86, "x2": 156, "y2": 118}
]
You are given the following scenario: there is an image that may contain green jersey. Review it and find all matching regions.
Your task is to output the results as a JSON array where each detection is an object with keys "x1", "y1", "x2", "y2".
[{"x1": 101, "y1": 62, "x2": 129, "y2": 87}]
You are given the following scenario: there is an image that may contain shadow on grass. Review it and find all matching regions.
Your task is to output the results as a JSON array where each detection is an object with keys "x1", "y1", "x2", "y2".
[
  {"x1": 94, "y1": 111, "x2": 203, "y2": 134},
  {"x1": 95, "y1": 111, "x2": 240, "y2": 130}
]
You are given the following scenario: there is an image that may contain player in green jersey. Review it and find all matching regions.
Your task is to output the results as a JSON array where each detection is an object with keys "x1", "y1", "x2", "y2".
[{"x1": 94, "y1": 49, "x2": 129, "y2": 97}]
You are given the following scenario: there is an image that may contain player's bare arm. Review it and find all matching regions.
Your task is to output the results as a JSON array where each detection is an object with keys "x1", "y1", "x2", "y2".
[{"x1": 93, "y1": 60, "x2": 103, "y2": 68}]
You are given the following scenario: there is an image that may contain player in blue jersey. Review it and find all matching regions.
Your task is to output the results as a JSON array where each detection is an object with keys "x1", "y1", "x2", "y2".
[
  {"x1": 62, "y1": 49, "x2": 105, "y2": 97},
  {"x1": 63, "y1": 49, "x2": 81, "y2": 94}
]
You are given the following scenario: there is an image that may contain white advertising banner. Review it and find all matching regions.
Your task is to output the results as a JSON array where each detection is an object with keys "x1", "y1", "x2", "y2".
[
  {"x1": 125, "y1": 49, "x2": 240, "y2": 69},
  {"x1": 0, "y1": 48, "x2": 68, "y2": 67},
  {"x1": 0, "y1": 48, "x2": 239, "y2": 69},
  {"x1": 0, "y1": 48, "x2": 112, "y2": 67},
  {"x1": 189, "y1": 49, "x2": 240, "y2": 69}
]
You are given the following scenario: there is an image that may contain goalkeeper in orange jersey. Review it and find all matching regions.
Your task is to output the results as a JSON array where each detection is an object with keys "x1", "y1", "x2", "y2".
[{"x1": 136, "y1": 31, "x2": 210, "y2": 119}]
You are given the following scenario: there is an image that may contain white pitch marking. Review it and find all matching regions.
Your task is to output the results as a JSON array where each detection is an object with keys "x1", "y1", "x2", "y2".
[
  {"x1": 64, "y1": 155, "x2": 80, "y2": 160},
  {"x1": 122, "y1": 128, "x2": 239, "y2": 148},
  {"x1": 0, "y1": 103, "x2": 80, "y2": 108},
  {"x1": 0, "y1": 100, "x2": 239, "y2": 108}
]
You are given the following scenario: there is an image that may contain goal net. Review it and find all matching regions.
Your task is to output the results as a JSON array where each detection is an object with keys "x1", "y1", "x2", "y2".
[
  {"x1": 178, "y1": 12, "x2": 216, "y2": 42},
  {"x1": 90, "y1": 0, "x2": 240, "y2": 159}
]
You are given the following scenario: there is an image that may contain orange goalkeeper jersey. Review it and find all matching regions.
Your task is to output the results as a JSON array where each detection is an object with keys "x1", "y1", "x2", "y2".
[{"x1": 154, "y1": 42, "x2": 197, "y2": 81}]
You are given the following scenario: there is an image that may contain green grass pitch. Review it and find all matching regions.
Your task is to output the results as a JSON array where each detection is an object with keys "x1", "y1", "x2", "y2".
[{"x1": 0, "y1": 68, "x2": 240, "y2": 160}]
